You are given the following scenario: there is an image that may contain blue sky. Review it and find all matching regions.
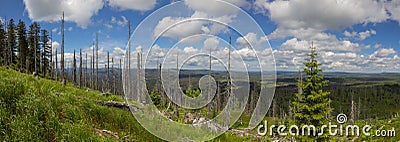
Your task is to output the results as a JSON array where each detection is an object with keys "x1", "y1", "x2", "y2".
[{"x1": 1, "y1": 0, "x2": 400, "y2": 72}]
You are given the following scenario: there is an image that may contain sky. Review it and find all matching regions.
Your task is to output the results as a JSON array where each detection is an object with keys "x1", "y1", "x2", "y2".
[{"x1": 0, "y1": 0, "x2": 400, "y2": 72}]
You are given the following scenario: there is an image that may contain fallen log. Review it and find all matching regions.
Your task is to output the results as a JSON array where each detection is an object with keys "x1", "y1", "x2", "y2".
[{"x1": 96, "y1": 100, "x2": 131, "y2": 110}]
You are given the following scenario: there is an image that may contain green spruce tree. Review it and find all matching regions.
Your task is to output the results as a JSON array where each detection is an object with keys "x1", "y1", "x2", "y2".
[
  {"x1": 41, "y1": 29, "x2": 51, "y2": 77},
  {"x1": 17, "y1": 20, "x2": 28, "y2": 72},
  {"x1": 292, "y1": 43, "x2": 332, "y2": 141},
  {"x1": 6, "y1": 19, "x2": 17, "y2": 67},
  {"x1": 28, "y1": 22, "x2": 40, "y2": 73},
  {"x1": 0, "y1": 20, "x2": 6, "y2": 65}
]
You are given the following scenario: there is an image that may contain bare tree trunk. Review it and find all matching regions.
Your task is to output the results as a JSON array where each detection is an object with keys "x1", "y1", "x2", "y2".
[
  {"x1": 350, "y1": 90, "x2": 355, "y2": 125},
  {"x1": 104, "y1": 64, "x2": 107, "y2": 92},
  {"x1": 226, "y1": 35, "x2": 232, "y2": 127},
  {"x1": 119, "y1": 59, "x2": 122, "y2": 96},
  {"x1": 61, "y1": 12, "x2": 66, "y2": 86},
  {"x1": 55, "y1": 48, "x2": 58, "y2": 81},
  {"x1": 107, "y1": 52, "x2": 110, "y2": 91},
  {"x1": 96, "y1": 33, "x2": 99, "y2": 90},
  {"x1": 137, "y1": 51, "x2": 142, "y2": 103},
  {"x1": 208, "y1": 45, "x2": 212, "y2": 118},
  {"x1": 112, "y1": 57, "x2": 115, "y2": 95},
  {"x1": 50, "y1": 32, "x2": 53, "y2": 78},
  {"x1": 73, "y1": 49, "x2": 77, "y2": 85},
  {"x1": 174, "y1": 53, "x2": 179, "y2": 118},
  {"x1": 79, "y1": 48, "x2": 82, "y2": 88},
  {"x1": 90, "y1": 56, "x2": 93, "y2": 89},
  {"x1": 92, "y1": 41, "x2": 95, "y2": 89},
  {"x1": 85, "y1": 53, "x2": 87, "y2": 87}
]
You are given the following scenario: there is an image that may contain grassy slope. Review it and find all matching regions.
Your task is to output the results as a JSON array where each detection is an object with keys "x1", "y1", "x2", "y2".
[
  {"x1": 0, "y1": 68, "x2": 258, "y2": 141},
  {"x1": 0, "y1": 67, "x2": 163, "y2": 141},
  {"x1": 1, "y1": 67, "x2": 398, "y2": 141}
]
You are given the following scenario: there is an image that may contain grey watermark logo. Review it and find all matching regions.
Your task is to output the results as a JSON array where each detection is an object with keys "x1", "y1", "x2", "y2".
[
  {"x1": 258, "y1": 114, "x2": 396, "y2": 137},
  {"x1": 122, "y1": 0, "x2": 276, "y2": 141}
]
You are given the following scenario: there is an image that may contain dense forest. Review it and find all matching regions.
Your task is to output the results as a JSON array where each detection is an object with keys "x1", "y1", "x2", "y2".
[{"x1": 0, "y1": 17, "x2": 124, "y2": 96}]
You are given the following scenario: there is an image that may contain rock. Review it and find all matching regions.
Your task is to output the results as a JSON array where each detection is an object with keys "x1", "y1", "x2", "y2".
[{"x1": 32, "y1": 72, "x2": 39, "y2": 78}]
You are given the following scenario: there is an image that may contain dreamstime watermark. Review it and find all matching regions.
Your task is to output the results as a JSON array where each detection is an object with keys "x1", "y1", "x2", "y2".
[
  {"x1": 123, "y1": 0, "x2": 276, "y2": 141},
  {"x1": 257, "y1": 113, "x2": 396, "y2": 137}
]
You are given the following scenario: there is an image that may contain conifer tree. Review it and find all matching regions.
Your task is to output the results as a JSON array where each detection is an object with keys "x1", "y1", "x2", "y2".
[
  {"x1": 292, "y1": 43, "x2": 332, "y2": 141},
  {"x1": 6, "y1": 19, "x2": 17, "y2": 67},
  {"x1": 0, "y1": 21, "x2": 6, "y2": 65},
  {"x1": 41, "y1": 29, "x2": 51, "y2": 77},
  {"x1": 28, "y1": 22, "x2": 40, "y2": 73},
  {"x1": 17, "y1": 20, "x2": 28, "y2": 72}
]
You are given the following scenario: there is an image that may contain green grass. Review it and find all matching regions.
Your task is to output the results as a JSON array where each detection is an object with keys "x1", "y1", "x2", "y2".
[
  {"x1": 0, "y1": 67, "x2": 163, "y2": 141},
  {"x1": 0, "y1": 67, "x2": 256, "y2": 141}
]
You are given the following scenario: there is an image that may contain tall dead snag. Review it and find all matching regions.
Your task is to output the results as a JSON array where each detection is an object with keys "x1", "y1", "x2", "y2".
[
  {"x1": 208, "y1": 43, "x2": 212, "y2": 118},
  {"x1": 119, "y1": 59, "x2": 122, "y2": 96},
  {"x1": 91, "y1": 41, "x2": 95, "y2": 89},
  {"x1": 61, "y1": 12, "x2": 66, "y2": 86},
  {"x1": 127, "y1": 20, "x2": 131, "y2": 98},
  {"x1": 55, "y1": 48, "x2": 58, "y2": 81},
  {"x1": 107, "y1": 52, "x2": 110, "y2": 91},
  {"x1": 226, "y1": 35, "x2": 232, "y2": 127},
  {"x1": 49, "y1": 32, "x2": 53, "y2": 78},
  {"x1": 137, "y1": 49, "x2": 142, "y2": 103},
  {"x1": 79, "y1": 48, "x2": 83, "y2": 88},
  {"x1": 174, "y1": 53, "x2": 179, "y2": 118},
  {"x1": 96, "y1": 33, "x2": 99, "y2": 90},
  {"x1": 104, "y1": 64, "x2": 107, "y2": 91},
  {"x1": 34, "y1": 24, "x2": 37, "y2": 74},
  {"x1": 89, "y1": 56, "x2": 93, "y2": 88},
  {"x1": 350, "y1": 90, "x2": 355, "y2": 125},
  {"x1": 73, "y1": 49, "x2": 77, "y2": 85},
  {"x1": 112, "y1": 57, "x2": 115, "y2": 95},
  {"x1": 85, "y1": 53, "x2": 87, "y2": 87}
]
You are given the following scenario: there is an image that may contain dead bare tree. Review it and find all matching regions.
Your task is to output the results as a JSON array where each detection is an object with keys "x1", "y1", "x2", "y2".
[
  {"x1": 226, "y1": 35, "x2": 232, "y2": 127},
  {"x1": 55, "y1": 48, "x2": 58, "y2": 81},
  {"x1": 73, "y1": 49, "x2": 77, "y2": 85},
  {"x1": 137, "y1": 49, "x2": 142, "y2": 103},
  {"x1": 92, "y1": 41, "x2": 95, "y2": 89},
  {"x1": 79, "y1": 48, "x2": 82, "y2": 88},
  {"x1": 61, "y1": 12, "x2": 66, "y2": 86},
  {"x1": 208, "y1": 43, "x2": 212, "y2": 118},
  {"x1": 350, "y1": 90, "x2": 355, "y2": 125},
  {"x1": 85, "y1": 53, "x2": 87, "y2": 87},
  {"x1": 96, "y1": 33, "x2": 99, "y2": 90},
  {"x1": 107, "y1": 52, "x2": 110, "y2": 91},
  {"x1": 50, "y1": 32, "x2": 53, "y2": 78},
  {"x1": 174, "y1": 52, "x2": 179, "y2": 118},
  {"x1": 112, "y1": 57, "x2": 115, "y2": 95},
  {"x1": 127, "y1": 20, "x2": 131, "y2": 99},
  {"x1": 119, "y1": 58, "x2": 122, "y2": 96},
  {"x1": 89, "y1": 56, "x2": 93, "y2": 88}
]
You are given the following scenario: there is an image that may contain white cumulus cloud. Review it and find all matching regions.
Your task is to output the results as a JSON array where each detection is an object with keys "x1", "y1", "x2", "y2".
[
  {"x1": 108, "y1": 0, "x2": 157, "y2": 11},
  {"x1": 23, "y1": 0, "x2": 104, "y2": 28}
]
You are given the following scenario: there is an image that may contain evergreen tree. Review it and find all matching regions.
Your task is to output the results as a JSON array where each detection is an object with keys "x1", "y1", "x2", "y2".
[
  {"x1": 28, "y1": 22, "x2": 40, "y2": 73},
  {"x1": 41, "y1": 29, "x2": 51, "y2": 77},
  {"x1": 17, "y1": 20, "x2": 28, "y2": 72},
  {"x1": 6, "y1": 19, "x2": 17, "y2": 67},
  {"x1": 0, "y1": 20, "x2": 6, "y2": 65},
  {"x1": 292, "y1": 44, "x2": 332, "y2": 141}
]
